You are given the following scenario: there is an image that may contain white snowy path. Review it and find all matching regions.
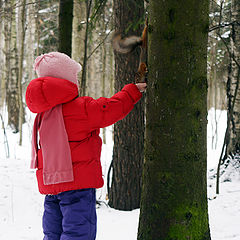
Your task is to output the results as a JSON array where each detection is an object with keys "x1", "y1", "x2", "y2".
[
  {"x1": 0, "y1": 109, "x2": 239, "y2": 240},
  {"x1": 0, "y1": 157, "x2": 139, "y2": 240},
  {"x1": 208, "y1": 182, "x2": 240, "y2": 240}
]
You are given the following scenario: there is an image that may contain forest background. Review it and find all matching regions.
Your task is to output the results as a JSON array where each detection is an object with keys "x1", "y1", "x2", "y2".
[{"x1": 0, "y1": 0, "x2": 240, "y2": 239}]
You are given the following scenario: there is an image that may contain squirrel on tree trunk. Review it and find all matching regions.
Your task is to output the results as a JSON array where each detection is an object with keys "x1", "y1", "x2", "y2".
[{"x1": 112, "y1": 20, "x2": 148, "y2": 83}]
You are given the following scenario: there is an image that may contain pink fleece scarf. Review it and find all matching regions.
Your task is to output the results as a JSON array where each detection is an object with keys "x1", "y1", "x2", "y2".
[{"x1": 31, "y1": 104, "x2": 74, "y2": 185}]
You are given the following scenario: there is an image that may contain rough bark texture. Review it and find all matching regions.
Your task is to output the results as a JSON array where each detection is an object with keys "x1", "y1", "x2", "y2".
[
  {"x1": 137, "y1": 0, "x2": 211, "y2": 239},
  {"x1": 227, "y1": 0, "x2": 240, "y2": 155},
  {"x1": 108, "y1": 0, "x2": 145, "y2": 210},
  {"x1": 58, "y1": 0, "x2": 73, "y2": 56}
]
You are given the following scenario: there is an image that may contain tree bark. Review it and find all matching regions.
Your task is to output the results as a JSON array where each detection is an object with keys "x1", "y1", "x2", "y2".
[
  {"x1": 18, "y1": 0, "x2": 27, "y2": 145},
  {"x1": 108, "y1": 0, "x2": 145, "y2": 210},
  {"x1": 0, "y1": 0, "x2": 3, "y2": 106},
  {"x1": 72, "y1": 0, "x2": 86, "y2": 88},
  {"x1": 137, "y1": 0, "x2": 211, "y2": 239},
  {"x1": 101, "y1": 12, "x2": 107, "y2": 144},
  {"x1": 58, "y1": 0, "x2": 73, "y2": 56},
  {"x1": 80, "y1": 0, "x2": 92, "y2": 96},
  {"x1": 4, "y1": 0, "x2": 20, "y2": 132}
]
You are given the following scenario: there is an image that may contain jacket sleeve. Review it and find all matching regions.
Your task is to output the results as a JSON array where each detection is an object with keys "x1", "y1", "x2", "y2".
[{"x1": 86, "y1": 84, "x2": 142, "y2": 129}]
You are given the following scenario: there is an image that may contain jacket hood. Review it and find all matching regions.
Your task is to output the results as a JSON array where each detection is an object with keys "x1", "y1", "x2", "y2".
[{"x1": 26, "y1": 76, "x2": 79, "y2": 113}]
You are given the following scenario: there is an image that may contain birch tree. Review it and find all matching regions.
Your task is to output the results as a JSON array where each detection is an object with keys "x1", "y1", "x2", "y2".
[{"x1": 227, "y1": 0, "x2": 240, "y2": 156}]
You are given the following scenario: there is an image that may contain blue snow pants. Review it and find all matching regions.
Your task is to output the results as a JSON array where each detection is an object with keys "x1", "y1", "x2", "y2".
[{"x1": 43, "y1": 188, "x2": 96, "y2": 240}]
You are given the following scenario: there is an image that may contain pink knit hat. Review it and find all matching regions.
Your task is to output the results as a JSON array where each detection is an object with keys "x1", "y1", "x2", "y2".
[{"x1": 34, "y1": 52, "x2": 82, "y2": 87}]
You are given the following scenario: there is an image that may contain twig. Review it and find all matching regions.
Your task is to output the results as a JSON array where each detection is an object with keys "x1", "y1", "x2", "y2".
[
  {"x1": 90, "y1": 0, "x2": 107, "y2": 23},
  {"x1": 209, "y1": 21, "x2": 236, "y2": 32},
  {"x1": 87, "y1": 29, "x2": 113, "y2": 61},
  {"x1": 211, "y1": 0, "x2": 223, "y2": 9},
  {"x1": 107, "y1": 160, "x2": 113, "y2": 196}
]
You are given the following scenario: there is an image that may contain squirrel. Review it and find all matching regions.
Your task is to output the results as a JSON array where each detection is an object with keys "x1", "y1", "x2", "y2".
[{"x1": 112, "y1": 20, "x2": 148, "y2": 83}]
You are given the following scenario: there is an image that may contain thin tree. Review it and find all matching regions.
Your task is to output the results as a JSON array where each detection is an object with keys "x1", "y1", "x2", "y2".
[
  {"x1": 58, "y1": 0, "x2": 73, "y2": 56},
  {"x1": 72, "y1": 0, "x2": 86, "y2": 71},
  {"x1": 100, "y1": 11, "x2": 107, "y2": 143},
  {"x1": 138, "y1": 0, "x2": 211, "y2": 239},
  {"x1": 18, "y1": 0, "x2": 26, "y2": 145},
  {"x1": 226, "y1": 0, "x2": 240, "y2": 156},
  {"x1": 80, "y1": 0, "x2": 92, "y2": 96},
  {"x1": 3, "y1": 0, "x2": 20, "y2": 132},
  {"x1": 0, "y1": 0, "x2": 3, "y2": 107},
  {"x1": 108, "y1": 0, "x2": 145, "y2": 210}
]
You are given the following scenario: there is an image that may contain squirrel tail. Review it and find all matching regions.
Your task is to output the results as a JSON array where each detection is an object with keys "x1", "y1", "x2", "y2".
[{"x1": 112, "y1": 33, "x2": 142, "y2": 54}]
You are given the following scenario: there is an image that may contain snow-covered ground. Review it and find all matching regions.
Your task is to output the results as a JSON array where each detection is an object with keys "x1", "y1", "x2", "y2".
[
  {"x1": 207, "y1": 109, "x2": 240, "y2": 240},
  {"x1": 0, "y1": 108, "x2": 239, "y2": 240}
]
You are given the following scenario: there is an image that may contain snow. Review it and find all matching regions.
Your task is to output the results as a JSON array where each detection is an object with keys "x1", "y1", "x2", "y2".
[
  {"x1": 0, "y1": 107, "x2": 239, "y2": 239},
  {"x1": 207, "y1": 108, "x2": 240, "y2": 240}
]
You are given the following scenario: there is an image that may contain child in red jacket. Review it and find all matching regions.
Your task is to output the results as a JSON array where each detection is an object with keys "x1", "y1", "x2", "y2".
[{"x1": 26, "y1": 52, "x2": 146, "y2": 240}]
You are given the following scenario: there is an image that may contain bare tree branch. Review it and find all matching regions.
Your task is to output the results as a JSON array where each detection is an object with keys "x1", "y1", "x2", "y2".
[
  {"x1": 87, "y1": 29, "x2": 113, "y2": 61},
  {"x1": 209, "y1": 21, "x2": 237, "y2": 32}
]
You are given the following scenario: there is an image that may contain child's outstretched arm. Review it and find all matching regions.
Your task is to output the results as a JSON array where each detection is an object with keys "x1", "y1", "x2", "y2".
[{"x1": 85, "y1": 83, "x2": 146, "y2": 129}]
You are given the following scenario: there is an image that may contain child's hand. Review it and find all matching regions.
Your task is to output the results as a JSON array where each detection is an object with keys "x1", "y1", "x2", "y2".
[{"x1": 136, "y1": 83, "x2": 147, "y2": 92}]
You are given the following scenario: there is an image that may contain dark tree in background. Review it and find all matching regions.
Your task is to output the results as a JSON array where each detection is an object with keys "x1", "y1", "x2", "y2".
[
  {"x1": 58, "y1": 0, "x2": 73, "y2": 56},
  {"x1": 108, "y1": 0, "x2": 145, "y2": 210},
  {"x1": 138, "y1": 0, "x2": 211, "y2": 239}
]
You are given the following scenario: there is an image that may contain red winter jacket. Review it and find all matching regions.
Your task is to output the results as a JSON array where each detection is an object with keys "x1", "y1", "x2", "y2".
[{"x1": 26, "y1": 77, "x2": 142, "y2": 195}]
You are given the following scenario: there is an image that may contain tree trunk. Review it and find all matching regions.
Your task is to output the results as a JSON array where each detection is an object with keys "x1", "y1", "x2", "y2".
[
  {"x1": 4, "y1": 0, "x2": 19, "y2": 132},
  {"x1": 72, "y1": 0, "x2": 86, "y2": 88},
  {"x1": 101, "y1": 12, "x2": 107, "y2": 144},
  {"x1": 35, "y1": 1, "x2": 40, "y2": 58},
  {"x1": 18, "y1": 0, "x2": 27, "y2": 145},
  {"x1": 0, "y1": 0, "x2": 3, "y2": 106},
  {"x1": 26, "y1": 0, "x2": 36, "y2": 81},
  {"x1": 227, "y1": 0, "x2": 240, "y2": 155},
  {"x1": 80, "y1": 0, "x2": 92, "y2": 96},
  {"x1": 58, "y1": 0, "x2": 73, "y2": 56},
  {"x1": 137, "y1": 0, "x2": 211, "y2": 239},
  {"x1": 108, "y1": 0, "x2": 144, "y2": 210}
]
